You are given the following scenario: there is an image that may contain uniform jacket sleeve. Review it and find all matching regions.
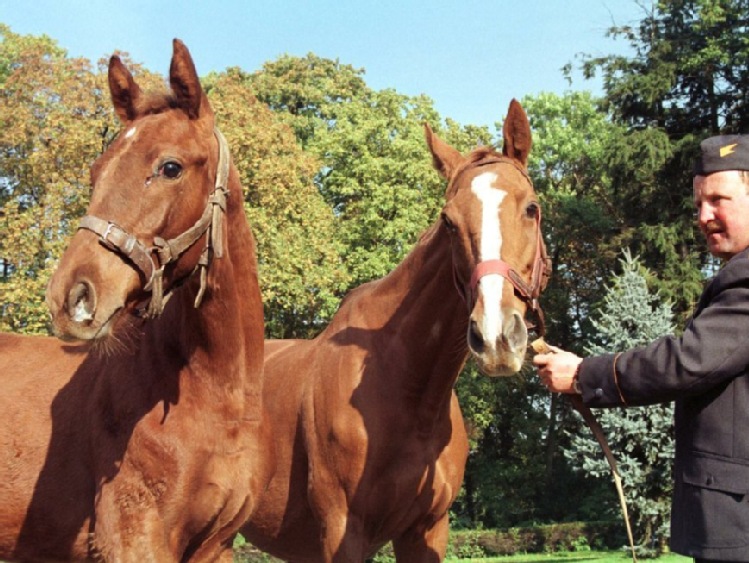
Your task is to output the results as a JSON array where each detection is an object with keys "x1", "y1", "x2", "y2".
[{"x1": 577, "y1": 249, "x2": 749, "y2": 408}]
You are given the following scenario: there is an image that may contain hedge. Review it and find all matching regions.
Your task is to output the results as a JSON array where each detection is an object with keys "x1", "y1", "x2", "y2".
[{"x1": 233, "y1": 521, "x2": 629, "y2": 561}]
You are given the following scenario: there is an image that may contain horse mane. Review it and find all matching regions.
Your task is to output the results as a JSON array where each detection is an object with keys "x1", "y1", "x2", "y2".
[
  {"x1": 455, "y1": 146, "x2": 508, "y2": 178},
  {"x1": 446, "y1": 145, "x2": 532, "y2": 200},
  {"x1": 134, "y1": 91, "x2": 183, "y2": 116},
  {"x1": 466, "y1": 146, "x2": 503, "y2": 164}
]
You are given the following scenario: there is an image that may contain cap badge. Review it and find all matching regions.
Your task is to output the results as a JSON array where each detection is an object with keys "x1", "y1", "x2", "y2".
[{"x1": 720, "y1": 143, "x2": 738, "y2": 157}]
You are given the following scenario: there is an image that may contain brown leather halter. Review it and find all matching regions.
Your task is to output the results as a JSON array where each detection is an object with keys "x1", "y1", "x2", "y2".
[
  {"x1": 455, "y1": 156, "x2": 548, "y2": 336},
  {"x1": 77, "y1": 128, "x2": 231, "y2": 318}
]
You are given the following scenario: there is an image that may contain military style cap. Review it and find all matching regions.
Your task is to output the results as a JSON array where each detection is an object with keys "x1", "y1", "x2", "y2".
[{"x1": 693, "y1": 134, "x2": 749, "y2": 175}]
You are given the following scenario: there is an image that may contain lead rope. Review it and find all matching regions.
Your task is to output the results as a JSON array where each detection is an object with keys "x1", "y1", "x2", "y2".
[
  {"x1": 569, "y1": 393, "x2": 637, "y2": 562},
  {"x1": 531, "y1": 338, "x2": 637, "y2": 563}
]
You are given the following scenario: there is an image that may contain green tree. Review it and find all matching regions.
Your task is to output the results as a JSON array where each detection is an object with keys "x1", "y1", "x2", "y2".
[
  {"x1": 582, "y1": 0, "x2": 749, "y2": 134},
  {"x1": 575, "y1": 0, "x2": 749, "y2": 318},
  {"x1": 246, "y1": 53, "x2": 369, "y2": 148},
  {"x1": 205, "y1": 69, "x2": 348, "y2": 337},
  {"x1": 521, "y1": 91, "x2": 628, "y2": 348},
  {"x1": 566, "y1": 249, "x2": 675, "y2": 554},
  {"x1": 312, "y1": 89, "x2": 448, "y2": 286},
  {"x1": 248, "y1": 53, "x2": 492, "y2": 291},
  {"x1": 0, "y1": 28, "x2": 104, "y2": 333}
]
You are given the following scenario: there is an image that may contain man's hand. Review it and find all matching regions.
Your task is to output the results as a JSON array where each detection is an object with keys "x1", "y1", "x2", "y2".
[{"x1": 531, "y1": 339, "x2": 583, "y2": 394}]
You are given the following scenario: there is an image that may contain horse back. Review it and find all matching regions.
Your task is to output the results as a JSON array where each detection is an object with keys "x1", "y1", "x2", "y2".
[{"x1": 0, "y1": 333, "x2": 95, "y2": 559}]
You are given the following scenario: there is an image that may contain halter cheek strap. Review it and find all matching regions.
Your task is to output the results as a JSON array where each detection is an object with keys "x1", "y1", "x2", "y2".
[
  {"x1": 77, "y1": 127, "x2": 230, "y2": 318},
  {"x1": 453, "y1": 156, "x2": 548, "y2": 336},
  {"x1": 467, "y1": 211, "x2": 547, "y2": 336}
]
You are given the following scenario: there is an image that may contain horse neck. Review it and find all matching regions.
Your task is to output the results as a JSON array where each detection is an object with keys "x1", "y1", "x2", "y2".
[
  {"x1": 366, "y1": 223, "x2": 469, "y2": 404},
  {"x1": 158, "y1": 169, "x2": 263, "y2": 397}
]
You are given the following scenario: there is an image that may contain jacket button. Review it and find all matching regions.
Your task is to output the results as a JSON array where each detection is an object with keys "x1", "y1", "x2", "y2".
[
  {"x1": 706, "y1": 475, "x2": 714, "y2": 486},
  {"x1": 595, "y1": 388, "x2": 604, "y2": 398}
]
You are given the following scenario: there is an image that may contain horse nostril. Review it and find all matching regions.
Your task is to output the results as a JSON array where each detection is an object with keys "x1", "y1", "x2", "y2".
[
  {"x1": 468, "y1": 319, "x2": 485, "y2": 353},
  {"x1": 67, "y1": 280, "x2": 96, "y2": 325},
  {"x1": 505, "y1": 311, "x2": 528, "y2": 350}
]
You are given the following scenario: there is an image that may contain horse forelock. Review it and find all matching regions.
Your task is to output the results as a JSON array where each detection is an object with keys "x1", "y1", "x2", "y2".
[
  {"x1": 466, "y1": 146, "x2": 503, "y2": 165},
  {"x1": 133, "y1": 91, "x2": 184, "y2": 118},
  {"x1": 447, "y1": 146, "x2": 533, "y2": 201}
]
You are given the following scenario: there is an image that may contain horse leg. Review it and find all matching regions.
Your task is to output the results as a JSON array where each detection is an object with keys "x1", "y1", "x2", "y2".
[
  {"x1": 184, "y1": 539, "x2": 235, "y2": 563},
  {"x1": 316, "y1": 507, "x2": 366, "y2": 563},
  {"x1": 93, "y1": 485, "x2": 176, "y2": 562},
  {"x1": 391, "y1": 515, "x2": 449, "y2": 563},
  {"x1": 327, "y1": 519, "x2": 367, "y2": 563},
  {"x1": 205, "y1": 544, "x2": 234, "y2": 563}
]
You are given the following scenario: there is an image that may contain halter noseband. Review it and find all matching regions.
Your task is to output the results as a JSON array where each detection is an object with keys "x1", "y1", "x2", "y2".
[
  {"x1": 456, "y1": 156, "x2": 548, "y2": 336},
  {"x1": 77, "y1": 127, "x2": 231, "y2": 318}
]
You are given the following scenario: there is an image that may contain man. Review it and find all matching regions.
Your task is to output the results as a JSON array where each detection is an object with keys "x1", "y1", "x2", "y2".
[{"x1": 534, "y1": 135, "x2": 749, "y2": 563}]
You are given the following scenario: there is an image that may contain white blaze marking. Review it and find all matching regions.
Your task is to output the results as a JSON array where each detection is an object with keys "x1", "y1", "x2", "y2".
[{"x1": 471, "y1": 172, "x2": 506, "y2": 345}]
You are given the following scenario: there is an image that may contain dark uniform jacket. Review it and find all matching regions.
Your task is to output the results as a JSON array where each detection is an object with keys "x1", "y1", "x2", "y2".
[{"x1": 579, "y1": 247, "x2": 749, "y2": 561}]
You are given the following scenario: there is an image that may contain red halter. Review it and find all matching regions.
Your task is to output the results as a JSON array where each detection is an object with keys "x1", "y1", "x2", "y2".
[
  {"x1": 468, "y1": 206, "x2": 547, "y2": 334},
  {"x1": 453, "y1": 156, "x2": 548, "y2": 336}
]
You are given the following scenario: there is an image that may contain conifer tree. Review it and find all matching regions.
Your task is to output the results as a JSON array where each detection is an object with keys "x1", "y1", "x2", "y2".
[
  {"x1": 576, "y1": 0, "x2": 749, "y2": 319},
  {"x1": 566, "y1": 249, "x2": 675, "y2": 554}
]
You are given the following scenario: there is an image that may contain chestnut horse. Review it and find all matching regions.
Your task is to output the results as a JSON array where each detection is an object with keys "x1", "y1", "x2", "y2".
[
  {"x1": 239, "y1": 100, "x2": 548, "y2": 562},
  {"x1": 0, "y1": 40, "x2": 270, "y2": 561}
]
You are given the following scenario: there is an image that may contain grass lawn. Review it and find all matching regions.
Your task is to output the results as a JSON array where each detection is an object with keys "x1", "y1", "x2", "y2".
[
  {"x1": 445, "y1": 553, "x2": 691, "y2": 563},
  {"x1": 234, "y1": 549, "x2": 692, "y2": 562}
]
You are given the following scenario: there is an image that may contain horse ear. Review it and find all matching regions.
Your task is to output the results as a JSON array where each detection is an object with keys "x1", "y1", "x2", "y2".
[
  {"x1": 424, "y1": 123, "x2": 463, "y2": 180},
  {"x1": 108, "y1": 55, "x2": 141, "y2": 123},
  {"x1": 502, "y1": 99, "x2": 532, "y2": 167},
  {"x1": 169, "y1": 39, "x2": 212, "y2": 120}
]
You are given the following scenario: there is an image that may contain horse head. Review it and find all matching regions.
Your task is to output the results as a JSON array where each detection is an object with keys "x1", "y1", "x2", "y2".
[
  {"x1": 425, "y1": 99, "x2": 549, "y2": 376},
  {"x1": 46, "y1": 39, "x2": 228, "y2": 342}
]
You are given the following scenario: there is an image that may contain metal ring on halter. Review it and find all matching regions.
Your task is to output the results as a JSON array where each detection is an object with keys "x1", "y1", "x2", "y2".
[
  {"x1": 76, "y1": 128, "x2": 231, "y2": 318},
  {"x1": 450, "y1": 157, "x2": 549, "y2": 336}
]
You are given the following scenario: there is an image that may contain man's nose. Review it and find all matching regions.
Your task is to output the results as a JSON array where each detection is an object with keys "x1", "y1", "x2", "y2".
[{"x1": 697, "y1": 204, "x2": 713, "y2": 225}]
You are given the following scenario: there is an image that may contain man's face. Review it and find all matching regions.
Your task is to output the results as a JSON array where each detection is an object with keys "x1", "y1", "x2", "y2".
[{"x1": 694, "y1": 170, "x2": 749, "y2": 260}]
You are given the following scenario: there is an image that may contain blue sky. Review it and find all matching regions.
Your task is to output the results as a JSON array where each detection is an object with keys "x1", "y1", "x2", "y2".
[{"x1": 2, "y1": 1, "x2": 645, "y2": 128}]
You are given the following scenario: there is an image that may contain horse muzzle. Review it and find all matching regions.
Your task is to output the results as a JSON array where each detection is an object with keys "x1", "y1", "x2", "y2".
[{"x1": 467, "y1": 307, "x2": 528, "y2": 377}]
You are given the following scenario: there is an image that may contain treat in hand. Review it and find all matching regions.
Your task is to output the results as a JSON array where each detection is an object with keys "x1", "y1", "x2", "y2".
[{"x1": 531, "y1": 338, "x2": 553, "y2": 355}]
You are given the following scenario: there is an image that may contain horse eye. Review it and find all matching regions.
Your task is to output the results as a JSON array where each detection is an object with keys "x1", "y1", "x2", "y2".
[
  {"x1": 160, "y1": 161, "x2": 183, "y2": 179},
  {"x1": 526, "y1": 202, "x2": 540, "y2": 219},
  {"x1": 441, "y1": 213, "x2": 457, "y2": 233}
]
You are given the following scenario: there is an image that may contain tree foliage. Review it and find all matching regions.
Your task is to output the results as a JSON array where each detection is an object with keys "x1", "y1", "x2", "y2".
[
  {"x1": 245, "y1": 53, "x2": 369, "y2": 148},
  {"x1": 567, "y1": 250, "x2": 675, "y2": 554},
  {"x1": 1, "y1": 27, "x2": 103, "y2": 333},
  {"x1": 246, "y1": 55, "x2": 492, "y2": 290},
  {"x1": 521, "y1": 91, "x2": 626, "y2": 348},
  {"x1": 2, "y1": 0, "x2": 748, "y2": 535},
  {"x1": 577, "y1": 0, "x2": 749, "y2": 318},
  {"x1": 205, "y1": 70, "x2": 347, "y2": 337}
]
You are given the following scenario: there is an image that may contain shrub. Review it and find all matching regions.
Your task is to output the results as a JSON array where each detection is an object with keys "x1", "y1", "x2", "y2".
[{"x1": 446, "y1": 521, "x2": 626, "y2": 557}]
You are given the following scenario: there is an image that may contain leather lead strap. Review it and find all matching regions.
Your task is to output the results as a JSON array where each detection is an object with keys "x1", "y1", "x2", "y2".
[
  {"x1": 570, "y1": 394, "x2": 637, "y2": 563},
  {"x1": 531, "y1": 338, "x2": 637, "y2": 563}
]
